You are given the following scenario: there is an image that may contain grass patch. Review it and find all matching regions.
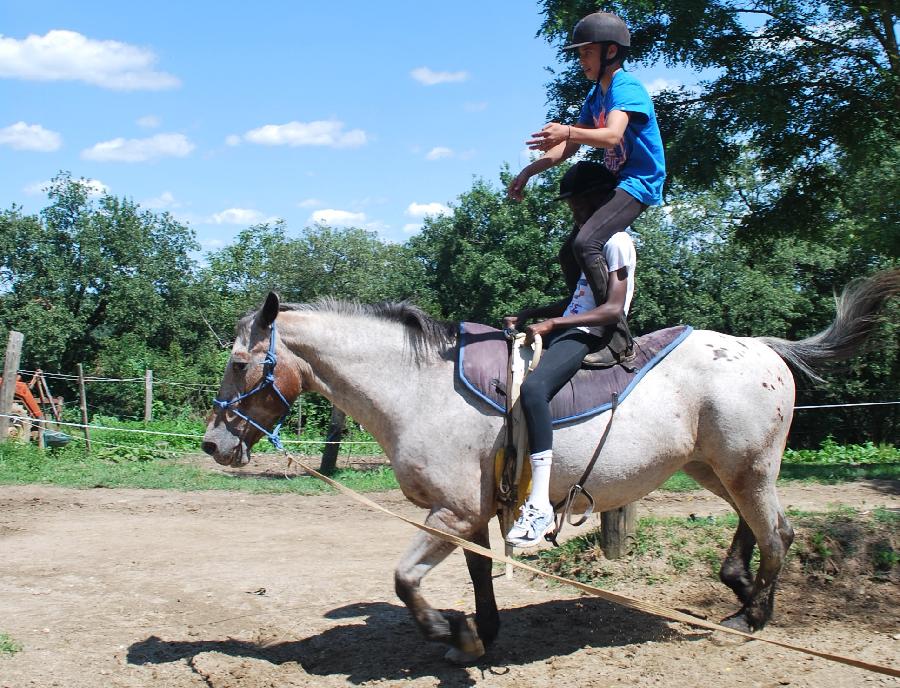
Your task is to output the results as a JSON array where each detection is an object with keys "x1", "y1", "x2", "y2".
[
  {"x1": 527, "y1": 508, "x2": 898, "y2": 589},
  {"x1": 0, "y1": 633, "x2": 22, "y2": 656},
  {"x1": 0, "y1": 442, "x2": 398, "y2": 495},
  {"x1": 784, "y1": 438, "x2": 899, "y2": 465}
]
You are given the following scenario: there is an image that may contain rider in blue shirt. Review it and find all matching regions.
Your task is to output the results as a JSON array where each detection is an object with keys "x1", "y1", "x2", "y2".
[{"x1": 505, "y1": 12, "x2": 666, "y2": 547}]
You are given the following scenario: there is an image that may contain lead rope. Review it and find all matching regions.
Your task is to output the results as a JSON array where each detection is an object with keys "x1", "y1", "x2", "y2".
[{"x1": 279, "y1": 448, "x2": 898, "y2": 678}]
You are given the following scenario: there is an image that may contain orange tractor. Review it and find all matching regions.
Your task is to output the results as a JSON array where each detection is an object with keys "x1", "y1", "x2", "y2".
[{"x1": 1, "y1": 371, "x2": 70, "y2": 446}]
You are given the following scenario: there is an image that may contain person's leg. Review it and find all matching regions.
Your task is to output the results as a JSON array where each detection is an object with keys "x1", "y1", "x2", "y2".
[
  {"x1": 507, "y1": 331, "x2": 596, "y2": 546},
  {"x1": 571, "y1": 188, "x2": 644, "y2": 304}
]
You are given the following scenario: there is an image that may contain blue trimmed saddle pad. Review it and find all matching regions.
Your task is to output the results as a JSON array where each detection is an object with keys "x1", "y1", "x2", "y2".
[{"x1": 457, "y1": 323, "x2": 692, "y2": 425}]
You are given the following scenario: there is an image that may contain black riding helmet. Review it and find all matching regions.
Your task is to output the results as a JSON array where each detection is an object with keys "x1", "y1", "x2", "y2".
[
  {"x1": 563, "y1": 12, "x2": 631, "y2": 52},
  {"x1": 555, "y1": 161, "x2": 617, "y2": 201}
]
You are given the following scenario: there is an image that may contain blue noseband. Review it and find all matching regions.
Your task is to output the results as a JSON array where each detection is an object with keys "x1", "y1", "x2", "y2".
[{"x1": 213, "y1": 322, "x2": 292, "y2": 450}]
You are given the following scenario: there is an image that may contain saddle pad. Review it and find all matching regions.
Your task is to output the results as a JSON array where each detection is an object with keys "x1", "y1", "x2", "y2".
[{"x1": 458, "y1": 323, "x2": 692, "y2": 425}]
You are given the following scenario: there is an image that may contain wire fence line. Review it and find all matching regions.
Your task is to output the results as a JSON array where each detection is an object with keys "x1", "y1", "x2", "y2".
[
  {"x1": 17, "y1": 369, "x2": 217, "y2": 390},
  {"x1": 2, "y1": 400, "x2": 897, "y2": 445},
  {"x1": 0, "y1": 413, "x2": 381, "y2": 446}
]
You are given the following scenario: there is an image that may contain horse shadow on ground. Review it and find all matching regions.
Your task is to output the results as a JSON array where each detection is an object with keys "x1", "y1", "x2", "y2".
[{"x1": 127, "y1": 598, "x2": 681, "y2": 686}]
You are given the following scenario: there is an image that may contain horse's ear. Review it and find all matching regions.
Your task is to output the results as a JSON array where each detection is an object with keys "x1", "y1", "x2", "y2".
[{"x1": 257, "y1": 291, "x2": 280, "y2": 328}]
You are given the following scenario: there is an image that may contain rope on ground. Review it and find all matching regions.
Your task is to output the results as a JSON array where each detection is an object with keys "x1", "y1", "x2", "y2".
[{"x1": 280, "y1": 451, "x2": 900, "y2": 679}]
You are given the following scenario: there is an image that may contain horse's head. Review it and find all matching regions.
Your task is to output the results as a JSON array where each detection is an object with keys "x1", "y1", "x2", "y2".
[{"x1": 202, "y1": 291, "x2": 302, "y2": 466}]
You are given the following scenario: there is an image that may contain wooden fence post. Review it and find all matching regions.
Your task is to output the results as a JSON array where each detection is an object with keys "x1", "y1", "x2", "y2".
[
  {"x1": 77, "y1": 364, "x2": 91, "y2": 451},
  {"x1": 296, "y1": 395, "x2": 303, "y2": 436},
  {"x1": 0, "y1": 330, "x2": 24, "y2": 441},
  {"x1": 600, "y1": 503, "x2": 637, "y2": 559},
  {"x1": 319, "y1": 405, "x2": 346, "y2": 475},
  {"x1": 144, "y1": 369, "x2": 153, "y2": 423}
]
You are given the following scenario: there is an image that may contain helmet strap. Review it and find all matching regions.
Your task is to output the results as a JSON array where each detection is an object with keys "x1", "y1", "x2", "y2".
[{"x1": 594, "y1": 42, "x2": 610, "y2": 110}]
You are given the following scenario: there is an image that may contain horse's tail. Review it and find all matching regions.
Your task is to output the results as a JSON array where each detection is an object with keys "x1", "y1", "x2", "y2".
[{"x1": 760, "y1": 268, "x2": 900, "y2": 381}]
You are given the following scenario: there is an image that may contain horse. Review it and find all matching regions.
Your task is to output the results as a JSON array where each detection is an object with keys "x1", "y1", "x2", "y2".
[{"x1": 202, "y1": 269, "x2": 899, "y2": 663}]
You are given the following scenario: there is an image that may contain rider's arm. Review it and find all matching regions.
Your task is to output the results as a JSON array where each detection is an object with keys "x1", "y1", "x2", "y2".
[
  {"x1": 567, "y1": 110, "x2": 630, "y2": 150},
  {"x1": 503, "y1": 299, "x2": 568, "y2": 330},
  {"x1": 519, "y1": 299, "x2": 569, "y2": 322},
  {"x1": 508, "y1": 135, "x2": 581, "y2": 200},
  {"x1": 554, "y1": 266, "x2": 628, "y2": 328},
  {"x1": 525, "y1": 267, "x2": 628, "y2": 340}
]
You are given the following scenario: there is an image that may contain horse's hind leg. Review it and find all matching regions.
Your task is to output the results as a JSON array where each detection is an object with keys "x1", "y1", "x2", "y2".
[
  {"x1": 394, "y1": 508, "x2": 487, "y2": 662},
  {"x1": 682, "y1": 461, "x2": 756, "y2": 603},
  {"x1": 714, "y1": 460, "x2": 794, "y2": 632}
]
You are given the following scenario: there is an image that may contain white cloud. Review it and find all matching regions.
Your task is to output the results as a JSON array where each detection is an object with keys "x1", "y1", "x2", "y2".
[
  {"x1": 406, "y1": 202, "x2": 451, "y2": 218},
  {"x1": 309, "y1": 209, "x2": 366, "y2": 226},
  {"x1": 81, "y1": 133, "x2": 194, "y2": 162},
  {"x1": 241, "y1": 120, "x2": 367, "y2": 148},
  {"x1": 224, "y1": 134, "x2": 242, "y2": 146},
  {"x1": 24, "y1": 177, "x2": 108, "y2": 196},
  {"x1": 426, "y1": 146, "x2": 453, "y2": 161},
  {"x1": 0, "y1": 121, "x2": 62, "y2": 152},
  {"x1": 645, "y1": 78, "x2": 682, "y2": 95},
  {"x1": 141, "y1": 191, "x2": 178, "y2": 210},
  {"x1": 136, "y1": 115, "x2": 160, "y2": 128},
  {"x1": 0, "y1": 30, "x2": 180, "y2": 90},
  {"x1": 410, "y1": 66, "x2": 469, "y2": 86},
  {"x1": 210, "y1": 208, "x2": 279, "y2": 225},
  {"x1": 297, "y1": 198, "x2": 323, "y2": 208},
  {"x1": 403, "y1": 223, "x2": 422, "y2": 234}
]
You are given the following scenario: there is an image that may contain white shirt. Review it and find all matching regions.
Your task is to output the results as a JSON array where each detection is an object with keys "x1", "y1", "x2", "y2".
[{"x1": 562, "y1": 231, "x2": 636, "y2": 332}]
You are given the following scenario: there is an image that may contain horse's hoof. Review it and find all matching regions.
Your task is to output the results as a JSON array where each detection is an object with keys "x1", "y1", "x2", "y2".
[
  {"x1": 719, "y1": 612, "x2": 753, "y2": 634},
  {"x1": 446, "y1": 615, "x2": 485, "y2": 664},
  {"x1": 444, "y1": 646, "x2": 484, "y2": 665}
]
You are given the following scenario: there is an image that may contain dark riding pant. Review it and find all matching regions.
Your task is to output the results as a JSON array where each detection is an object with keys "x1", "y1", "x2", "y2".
[
  {"x1": 571, "y1": 188, "x2": 644, "y2": 305},
  {"x1": 520, "y1": 328, "x2": 603, "y2": 454}
]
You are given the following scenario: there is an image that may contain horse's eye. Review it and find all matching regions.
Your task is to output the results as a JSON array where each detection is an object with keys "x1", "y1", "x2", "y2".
[{"x1": 232, "y1": 360, "x2": 248, "y2": 373}]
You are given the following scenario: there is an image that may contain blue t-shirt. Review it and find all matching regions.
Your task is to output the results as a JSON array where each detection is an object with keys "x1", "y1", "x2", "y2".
[{"x1": 577, "y1": 70, "x2": 666, "y2": 206}]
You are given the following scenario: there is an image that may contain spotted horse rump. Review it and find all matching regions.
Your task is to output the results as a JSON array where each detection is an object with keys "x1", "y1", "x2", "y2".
[{"x1": 457, "y1": 323, "x2": 692, "y2": 423}]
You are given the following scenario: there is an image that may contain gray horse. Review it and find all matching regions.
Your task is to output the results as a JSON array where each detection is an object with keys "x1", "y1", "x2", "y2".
[{"x1": 202, "y1": 269, "x2": 898, "y2": 662}]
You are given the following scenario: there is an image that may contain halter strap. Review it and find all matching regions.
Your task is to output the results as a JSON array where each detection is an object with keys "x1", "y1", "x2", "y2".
[{"x1": 213, "y1": 322, "x2": 292, "y2": 450}]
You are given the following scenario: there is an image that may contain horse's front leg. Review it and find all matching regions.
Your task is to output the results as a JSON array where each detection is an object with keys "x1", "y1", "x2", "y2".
[{"x1": 394, "y1": 508, "x2": 487, "y2": 663}]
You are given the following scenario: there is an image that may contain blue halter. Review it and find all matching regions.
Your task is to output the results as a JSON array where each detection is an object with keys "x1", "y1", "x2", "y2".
[{"x1": 213, "y1": 322, "x2": 292, "y2": 450}]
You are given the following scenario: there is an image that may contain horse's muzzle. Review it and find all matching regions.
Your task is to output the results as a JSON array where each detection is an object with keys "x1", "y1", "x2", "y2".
[{"x1": 201, "y1": 437, "x2": 250, "y2": 467}]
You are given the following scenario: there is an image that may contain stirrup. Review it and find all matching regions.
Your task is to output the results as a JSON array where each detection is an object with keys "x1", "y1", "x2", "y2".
[{"x1": 547, "y1": 484, "x2": 596, "y2": 545}]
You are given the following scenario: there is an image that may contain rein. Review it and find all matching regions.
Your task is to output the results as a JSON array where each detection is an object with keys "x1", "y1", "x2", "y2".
[{"x1": 213, "y1": 323, "x2": 292, "y2": 450}]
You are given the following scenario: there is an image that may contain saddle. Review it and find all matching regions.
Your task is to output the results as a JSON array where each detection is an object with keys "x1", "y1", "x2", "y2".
[{"x1": 457, "y1": 323, "x2": 692, "y2": 424}]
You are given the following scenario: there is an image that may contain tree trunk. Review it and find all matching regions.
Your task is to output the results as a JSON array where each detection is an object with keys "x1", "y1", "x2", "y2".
[{"x1": 319, "y1": 405, "x2": 346, "y2": 475}]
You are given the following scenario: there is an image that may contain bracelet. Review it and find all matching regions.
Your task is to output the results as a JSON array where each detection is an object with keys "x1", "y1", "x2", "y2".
[{"x1": 566, "y1": 125, "x2": 572, "y2": 141}]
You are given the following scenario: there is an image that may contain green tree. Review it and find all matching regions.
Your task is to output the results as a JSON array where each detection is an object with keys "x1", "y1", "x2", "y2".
[
  {"x1": 538, "y1": 0, "x2": 900, "y2": 253},
  {"x1": 0, "y1": 173, "x2": 202, "y2": 373},
  {"x1": 408, "y1": 166, "x2": 577, "y2": 324}
]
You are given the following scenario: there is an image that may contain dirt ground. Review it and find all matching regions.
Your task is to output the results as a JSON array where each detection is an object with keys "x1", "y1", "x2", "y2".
[{"x1": 1, "y1": 473, "x2": 898, "y2": 688}]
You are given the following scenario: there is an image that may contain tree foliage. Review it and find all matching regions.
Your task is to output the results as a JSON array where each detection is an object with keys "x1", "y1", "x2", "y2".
[{"x1": 538, "y1": 0, "x2": 900, "y2": 253}]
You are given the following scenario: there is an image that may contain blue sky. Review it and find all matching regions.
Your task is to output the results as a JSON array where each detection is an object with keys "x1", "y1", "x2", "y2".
[{"x1": 1, "y1": 1, "x2": 688, "y2": 253}]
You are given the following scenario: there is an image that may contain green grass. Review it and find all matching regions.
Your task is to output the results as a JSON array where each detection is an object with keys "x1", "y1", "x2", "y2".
[
  {"x1": 0, "y1": 633, "x2": 22, "y2": 656},
  {"x1": 659, "y1": 460, "x2": 900, "y2": 492},
  {"x1": 529, "y1": 508, "x2": 897, "y2": 589},
  {"x1": 1, "y1": 430, "x2": 896, "y2": 495},
  {"x1": 783, "y1": 438, "x2": 899, "y2": 465},
  {"x1": 0, "y1": 442, "x2": 398, "y2": 495}
]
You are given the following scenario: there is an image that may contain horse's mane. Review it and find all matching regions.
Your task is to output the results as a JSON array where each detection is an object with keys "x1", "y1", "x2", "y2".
[{"x1": 279, "y1": 298, "x2": 459, "y2": 360}]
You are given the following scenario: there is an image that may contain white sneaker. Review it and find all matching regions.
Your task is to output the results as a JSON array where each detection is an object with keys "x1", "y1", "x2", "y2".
[{"x1": 505, "y1": 503, "x2": 555, "y2": 547}]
